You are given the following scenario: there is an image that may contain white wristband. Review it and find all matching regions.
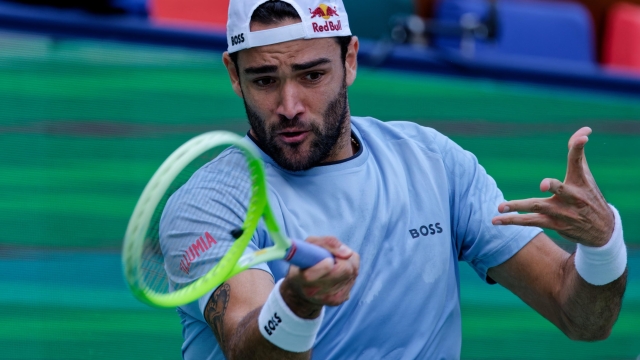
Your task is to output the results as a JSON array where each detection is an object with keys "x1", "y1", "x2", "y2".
[
  {"x1": 575, "y1": 205, "x2": 627, "y2": 286},
  {"x1": 258, "y1": 279, "x2": 324, "y2": 353}
]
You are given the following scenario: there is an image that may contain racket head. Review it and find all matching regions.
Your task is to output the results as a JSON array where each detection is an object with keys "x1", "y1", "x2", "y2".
[{"x1": 122, "y1": 131, "x2": 267, "y2": 308}]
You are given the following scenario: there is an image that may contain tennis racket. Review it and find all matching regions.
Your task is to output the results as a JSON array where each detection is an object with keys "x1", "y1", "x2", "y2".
[{"x1": 122, "y1": 131, "x2": 333, "y2": 308}]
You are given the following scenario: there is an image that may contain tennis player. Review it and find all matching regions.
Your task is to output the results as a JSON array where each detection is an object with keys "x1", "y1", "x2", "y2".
[{"x1": 163, "y1": 1, "x2": 628, "y2": 358}]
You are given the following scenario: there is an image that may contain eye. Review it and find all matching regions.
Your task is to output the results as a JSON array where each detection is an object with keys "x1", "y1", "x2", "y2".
[
  {"x1": 305, "y1": 72, "x2": 323, "y2": 82},
  {"x1": 253, "y1": 77, "x2": 275, "y2": 87}
]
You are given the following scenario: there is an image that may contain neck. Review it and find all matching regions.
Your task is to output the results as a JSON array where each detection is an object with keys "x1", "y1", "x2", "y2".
[
  {"x1": 350, "y1": 132, "x2": 359, "y2": 154},
  {"x1": 320, "y1": 117, "x2": 354, "y2": 163}
]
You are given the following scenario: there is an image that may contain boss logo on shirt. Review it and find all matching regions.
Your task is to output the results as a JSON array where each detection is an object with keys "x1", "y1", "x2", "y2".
[
  {"x1": 231, "y1": 33, "x2": 245, "y2": 46},
  {"x1": 263, "y1": 312, "x2": 282, "y2": 336},
  {"x1": 409, "y1": 223, "x2": 443, "y2": 239}
]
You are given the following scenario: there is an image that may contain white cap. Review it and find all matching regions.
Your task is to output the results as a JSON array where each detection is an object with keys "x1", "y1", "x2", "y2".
[{"x1": 227, "y1": 0, "x2": 352, "y2": 53}]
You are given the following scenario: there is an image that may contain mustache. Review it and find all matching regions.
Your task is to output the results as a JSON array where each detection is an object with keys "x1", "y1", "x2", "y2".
[{"x1": 270, "y1": 115, "x2": 317, "y2": 132}]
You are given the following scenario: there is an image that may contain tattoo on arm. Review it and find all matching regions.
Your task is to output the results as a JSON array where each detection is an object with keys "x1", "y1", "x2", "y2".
[
  {"x1": 203, "y1": 277, "x2": 311, "y2": 360},
  {"x1": 205, "y1": 283, "x2": 231, "y2": 348}
]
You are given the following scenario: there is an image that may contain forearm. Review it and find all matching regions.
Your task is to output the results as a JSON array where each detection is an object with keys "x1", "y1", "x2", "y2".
[
  {"x1": 223, "y1": 307, "x2": 312, "y2": 360},
  {"x1": 213, "y1": 278, "x2": 325, "y2": 360},
  {"x1": 488, "y1": 234, "x2": 627, "y2": 342},
  {"x1": 204, "y1": 275, "x2": 314, "y2": 360},
  {"x1": 557, "y1": 253, "x2": 627, "y2": 341}
]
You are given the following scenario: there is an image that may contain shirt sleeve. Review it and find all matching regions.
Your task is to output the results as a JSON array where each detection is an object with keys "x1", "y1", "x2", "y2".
[
  {"x1": 159, "y1": 151, "x2": 272, "y2": 314},
  {"x1": 436, "y1": 132, "x2": 543, "y2": 283}
]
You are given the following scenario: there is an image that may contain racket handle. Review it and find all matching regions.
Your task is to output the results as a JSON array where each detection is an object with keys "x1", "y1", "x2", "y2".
[{"x1": 285, "y1": 240, "x2": 334, "y2": 269}]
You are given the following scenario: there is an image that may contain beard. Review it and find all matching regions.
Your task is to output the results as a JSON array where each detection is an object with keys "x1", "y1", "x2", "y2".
[{"x1": 244, "y1": 80, "x2": 349, "y2": 172}]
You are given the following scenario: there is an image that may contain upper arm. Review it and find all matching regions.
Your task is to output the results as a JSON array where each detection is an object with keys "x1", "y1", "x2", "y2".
[
  {"x1": 487, "y1": 232, "x2": 571, "y2": 329},
  {"x1": 204, "y1": 269, "x2": 275, "y2": 351}
]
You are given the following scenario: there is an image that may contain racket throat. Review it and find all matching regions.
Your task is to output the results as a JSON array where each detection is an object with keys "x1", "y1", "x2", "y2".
[{"x1": 230, "y1": 228, "x2": 244, "y2": 239}]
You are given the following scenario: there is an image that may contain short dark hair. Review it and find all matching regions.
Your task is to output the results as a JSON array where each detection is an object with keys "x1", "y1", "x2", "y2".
[{"x1": 229, "y1": 0, "x2": 352, "y2": 74}]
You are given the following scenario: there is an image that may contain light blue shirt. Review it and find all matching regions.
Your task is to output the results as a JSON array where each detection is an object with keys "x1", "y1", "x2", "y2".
[{"x1": 161, "y1": 116, "x2": 542, "y2": 359}]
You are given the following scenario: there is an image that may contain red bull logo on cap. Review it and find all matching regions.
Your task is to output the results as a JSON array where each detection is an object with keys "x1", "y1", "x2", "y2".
[
  {"x1": 309, "y1": 3, "x2": 342, "y2": 33},
  {"x1": 309, "y1": 3, "x2": 339, "y2": 19}
]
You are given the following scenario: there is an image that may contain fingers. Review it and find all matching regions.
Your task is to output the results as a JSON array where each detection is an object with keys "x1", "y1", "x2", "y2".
[
  {"x1": 497, "y1": 197, "x2": 551, "y2": 215},
  {"x1": 565, "y1": 127, "x2": 593, "y2": 185},
  {"x1": 540, "y1": 178, "x2": 591, "y2": 205},
  {"x1": 305, "y1": 236, "x2": 353, "y2": 259},
  {"x1": 496, "y1": 179, "x2": 581, "y2": 222},
  {"x1": 498, "y1": 172, "x2": 598, "y2": 216},
  {"x1": 287, "y1": 236, "x2": 360, "y2": 307},
  {"x1": 568, "y1": 127, "x2": 592, "y2": 150},
  {"x1": 496, "y1": 179, "x2": 573, "y2": 215},
  {"x1": 492, "y1": 212, "x2": 555, "y2": 228},
  {"x1": 302, "y1": 257, "x2": 336, "y2": 282},
  {"x1": 494, "y1": 128, "x2": 611, "y2": 245},
  {"x1": 298, "y1": 236, "x2": 354, "y2": 282},
  {"x1": 301, "y1": 246, "x2": 358, "y2": 285},
  {"x1": 540, "y1": 178, "x2": 572, "y2": 197}
]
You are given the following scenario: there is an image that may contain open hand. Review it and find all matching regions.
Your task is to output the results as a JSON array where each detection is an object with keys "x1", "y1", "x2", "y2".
[{"x1": 492, "y1": 127, "x2": 614, "y2": 247}]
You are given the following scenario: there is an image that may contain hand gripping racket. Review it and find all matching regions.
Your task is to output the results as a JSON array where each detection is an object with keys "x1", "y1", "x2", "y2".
[{"x1": 122, "y1": 131, "x2": 333, "y2": 308}]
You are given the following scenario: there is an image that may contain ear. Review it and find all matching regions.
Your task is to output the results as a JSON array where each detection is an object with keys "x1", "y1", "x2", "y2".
[
  {"x1": 222, "y1": 52, "x2": 244, "y2": 99},
  {"x1": 345, "y1": 36, "x2": 359, "y2": 87}
]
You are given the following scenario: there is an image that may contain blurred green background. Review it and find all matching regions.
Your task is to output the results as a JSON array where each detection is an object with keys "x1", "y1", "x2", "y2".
[{"x1": 1, "y1": 34, "x2": 638, "y2": 359}]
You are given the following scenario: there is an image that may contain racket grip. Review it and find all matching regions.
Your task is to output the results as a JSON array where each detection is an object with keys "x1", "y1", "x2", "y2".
[{"x1": 286, "y1": 240, "x2": 334, "y2": 269}]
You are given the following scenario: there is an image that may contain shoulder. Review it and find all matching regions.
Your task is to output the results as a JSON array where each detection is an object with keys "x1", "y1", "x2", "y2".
[
  {"x1": 174, "y1": 146, "x2": 246, "y2": 194},
  {"x1": 162, "y1": 146, "x2": 248, "y2": 218},
  {"x1": 351, "y1": 116, "x2": 461, "y2": 158}
]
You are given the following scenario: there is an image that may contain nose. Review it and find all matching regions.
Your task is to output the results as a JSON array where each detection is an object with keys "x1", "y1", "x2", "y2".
[{"x1": 276, "y1": 80, "x2": 305, "y2": 120}]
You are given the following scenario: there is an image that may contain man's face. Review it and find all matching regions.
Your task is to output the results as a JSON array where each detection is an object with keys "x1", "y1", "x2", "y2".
[
  {"x1": 224, "y1": 19, "x2": 358, "y2": 171},
  {"x1": 244, "y1": 77, "x2": 348, "y2": 171}
]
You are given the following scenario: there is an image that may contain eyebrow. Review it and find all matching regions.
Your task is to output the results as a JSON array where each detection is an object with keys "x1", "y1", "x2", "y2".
[
  {"x1": 244, "y1": 65, "x2": 278, "y2": 75},
  {"x1": 243, "y1": 58, "x2": 332, "y2": 75},
  {"x1": 291, "y1": 58, "x2": 331, "y2": 71}
]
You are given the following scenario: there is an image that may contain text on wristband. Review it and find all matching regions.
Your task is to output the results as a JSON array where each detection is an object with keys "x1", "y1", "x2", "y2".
[{"x1": 263, "y1": 312, "x2": 282, "y2": 336}]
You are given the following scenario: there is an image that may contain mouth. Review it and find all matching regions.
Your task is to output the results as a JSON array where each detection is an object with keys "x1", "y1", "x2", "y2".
[{"x1": 277, "y1": 129, "x2": 310, "y2": 144}]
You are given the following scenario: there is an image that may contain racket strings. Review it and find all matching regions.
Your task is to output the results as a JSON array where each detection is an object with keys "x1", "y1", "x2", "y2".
[
  {"x1": 179, "y1": 156, "x2": 252, "y2": 280},
  {"x1": 139, "y1": 146, "x2": 253, "y2": 295}
]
